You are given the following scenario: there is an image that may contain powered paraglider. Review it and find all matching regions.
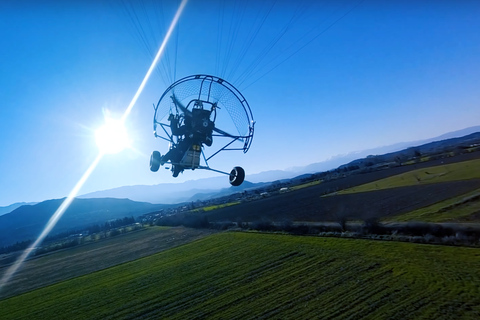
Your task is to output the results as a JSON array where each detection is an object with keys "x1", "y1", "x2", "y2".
[{"x1": 150, "y1": 74, "x2": 254, "y2": 186}]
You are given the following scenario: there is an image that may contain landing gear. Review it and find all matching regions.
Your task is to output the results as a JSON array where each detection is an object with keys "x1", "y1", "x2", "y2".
[
  {"x1": 229, "y1": 166, "x2": 245, "y2": 186},
  {"x1": 150, "y1": 151, "x2": 161, "y2": 172},
  {"x1": 172, "y1": 165, "x2": 183, "y2": 178},
  {"x1": 151, "y1": 151, "x2": 246, "y2": 186}
]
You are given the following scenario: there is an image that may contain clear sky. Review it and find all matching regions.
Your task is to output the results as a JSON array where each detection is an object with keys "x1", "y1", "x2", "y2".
[{"x1": 0, "y1": 0, "x2": 479, "y2": 206}]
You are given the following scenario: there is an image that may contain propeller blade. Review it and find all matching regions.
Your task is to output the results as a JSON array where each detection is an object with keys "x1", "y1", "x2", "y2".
[
  {"x1": 171, "y1": 94, "x2": 192, "y2": 117},
  {"x1": 213, "y1": 126, "x2": 244, "y2": 141}
]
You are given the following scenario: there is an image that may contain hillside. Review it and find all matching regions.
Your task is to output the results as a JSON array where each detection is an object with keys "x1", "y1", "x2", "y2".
[
  {"x1": 0, "y1": 198, "x2": 167, "y2": 247},
  {"x1": 339, "y1": 131, "x2": 480, "y2": 170},
  {"x1": 1, "y1": 232, "x2": 479, "y2": 319}
]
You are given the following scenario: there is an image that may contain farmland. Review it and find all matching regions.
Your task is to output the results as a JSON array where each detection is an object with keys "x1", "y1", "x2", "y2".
[
  {"x1": 1, "y1": 232, "x2": 479, "y2": 319},
  {"x1": 0, "y1": 227, "x2": 217, "y2": 300},
  {"x1": 387, "y1": 187, "x2": 480, "y2": 222},
  {"x1": 335, "y1": 158, "x2": 480, "y2": 195},
  {"x1": 330, "y1": 157, "x2": 480, "y2": 223},
  {"x1": 199, "y1": 153, "x2": 480, "y2": 224}
]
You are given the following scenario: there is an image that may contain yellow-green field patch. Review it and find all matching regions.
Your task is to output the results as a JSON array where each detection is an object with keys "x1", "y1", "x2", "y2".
[
  {"x1": 334, "y1": 158, "x2": 480, "y2": 195},
  {"x1": 290, "y1": 180, "x2": 322, "y2": 191},
  {"x1": 195, "y1": 201, "x2": 241, "y2": 212},
  {"x1": 1, "y1": 232, "x2": 479, "y2": 319}
]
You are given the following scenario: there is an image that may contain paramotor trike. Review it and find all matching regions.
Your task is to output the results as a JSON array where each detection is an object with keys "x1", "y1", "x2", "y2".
[{"x1": 149, "y1": 74, "x2": 254, "y2": 186}]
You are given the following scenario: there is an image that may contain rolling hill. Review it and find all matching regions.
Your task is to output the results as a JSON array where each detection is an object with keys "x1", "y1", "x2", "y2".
[{"x1": 0, "y1": 198, "x2": 166, "y2": 247}]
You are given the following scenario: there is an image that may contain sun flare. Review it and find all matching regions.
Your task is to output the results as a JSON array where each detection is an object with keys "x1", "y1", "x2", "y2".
[
  {"x1": 95, "y1": 117, "x2": 130, "y2": 154},
  {"x1": 0, "y1": 0, "x2": 188, "y2": 293}
]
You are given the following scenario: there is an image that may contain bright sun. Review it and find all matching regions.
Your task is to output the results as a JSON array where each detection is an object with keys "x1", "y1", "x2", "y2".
[{"x1": 95, "y1": 117, "x2": 130, "y2": 154}]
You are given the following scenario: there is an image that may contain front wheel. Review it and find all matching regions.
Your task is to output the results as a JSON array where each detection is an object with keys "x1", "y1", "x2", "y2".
[
  {"x1": 229, "y1": 166, "x2": 245, "y2": 186},
  {"x1": 150, "y1": 151, "x2": 161, "y2": 172}
]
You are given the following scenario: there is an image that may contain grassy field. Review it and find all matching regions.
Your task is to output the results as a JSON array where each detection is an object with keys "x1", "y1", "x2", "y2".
[
  {"x1": 334, "y1": 158, "x2": 480, "y2": 195},
  {"x1": 1, "y1": 232, "x2": 479, "y2": 319}
]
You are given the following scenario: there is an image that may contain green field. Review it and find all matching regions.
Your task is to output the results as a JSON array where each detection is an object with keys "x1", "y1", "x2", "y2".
[
  {"x1": 1, "y1": 232, "x2": 479, "y2": 319},
  {"x1": 335, "y1": 158, "x2": 480, "y2": 195}
]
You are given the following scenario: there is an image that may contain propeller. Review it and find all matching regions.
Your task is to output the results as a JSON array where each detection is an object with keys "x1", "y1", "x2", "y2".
[
  {"x1": 171, "y1": 94, "x2": 191, "y2": 117},
  {"x1": 212, "y1": 126, "x2": 239, "y2": 139}
]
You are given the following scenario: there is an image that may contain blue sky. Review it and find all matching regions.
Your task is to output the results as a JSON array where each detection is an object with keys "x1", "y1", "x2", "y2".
[{"x1": 0, "y1": 0, "x2": 479, "y2": 206}]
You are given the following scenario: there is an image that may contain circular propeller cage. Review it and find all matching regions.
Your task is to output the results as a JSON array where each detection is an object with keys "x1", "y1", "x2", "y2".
[{"x1": 154, "y1": 74, "x2": 255, "y2": 153}]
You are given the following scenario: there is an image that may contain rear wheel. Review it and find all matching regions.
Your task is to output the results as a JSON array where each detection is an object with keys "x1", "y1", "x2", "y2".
[
  {"x1": 229, "y1": 166, "x2": 245, "y2": 186},
  {"x1": 150, "y1": 151, "x2": 161, "y2": 172}
]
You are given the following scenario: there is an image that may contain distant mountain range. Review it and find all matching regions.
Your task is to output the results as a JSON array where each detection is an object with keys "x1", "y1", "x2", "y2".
[
  {"x1": 78, "y1": 172, "x2": 291, "y2": 205},
  {"x1": 289, "y1": 125, "x2": 480, "y2": 174},
  {"x1": 0, "y1": 202, "x2": 37, "y2": 216},
  {"x1": 0, "y1": 198, "x2": 166, "y2": 247}
]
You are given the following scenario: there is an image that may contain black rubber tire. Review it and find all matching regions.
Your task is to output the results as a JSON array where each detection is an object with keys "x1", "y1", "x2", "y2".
[
  {"x1": 150, "y1": 151, "x2": 161, "y2": 172},
  {"x1": 229, "y1": 166, "x2": 245, "y2": 186}
]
